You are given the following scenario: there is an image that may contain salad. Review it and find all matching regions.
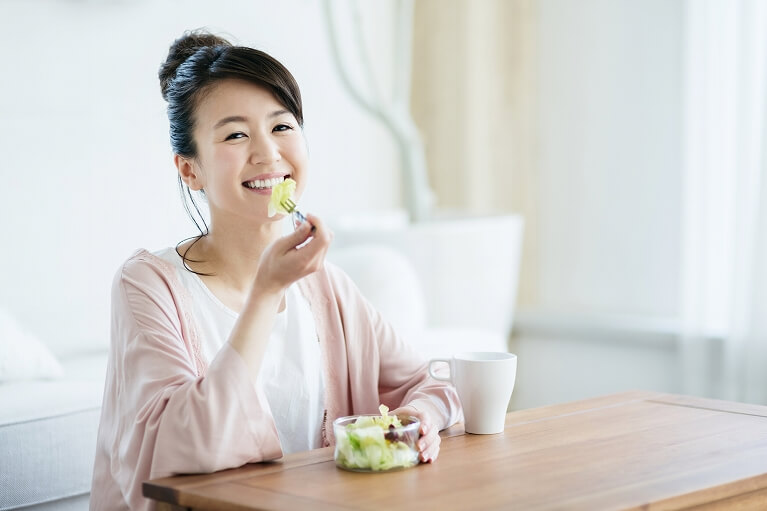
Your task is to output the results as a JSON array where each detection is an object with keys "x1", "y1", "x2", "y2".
[{"x1": 334, "y1": 405, "x2": 420, "y2": 472}]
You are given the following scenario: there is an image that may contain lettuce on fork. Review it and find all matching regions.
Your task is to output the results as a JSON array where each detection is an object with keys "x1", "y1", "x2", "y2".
[
  {"x1": 334, "y1": 405, "x2": 419, "y2": 472},
  {"x1": 268, "y1": 178, "x2": 297, "y2": 217}
]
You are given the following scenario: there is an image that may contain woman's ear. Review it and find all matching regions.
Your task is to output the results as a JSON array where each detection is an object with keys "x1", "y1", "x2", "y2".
[{"x1": 175, "y1": 154, "x2": 204, "y2": 191}]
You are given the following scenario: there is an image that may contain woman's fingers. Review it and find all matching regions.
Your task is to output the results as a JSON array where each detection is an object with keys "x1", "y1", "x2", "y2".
[
  {"x1": 301, "y1": 213, "x2": 333, "y2": 249},
  {"x1": 417, "y1": 424, "x2": 441, "y2": 463},
  {"x1": 273, "y1": 219, "x2": 313, "y2": 253},
  {"x1": 290, "y1": 213, "x2": 332, "y2": 270},
  {"x1": 272, "y1": 213, "x2": 332, "y2": 259},
  {"x1": 254, "y1": 213, "x2": 333, "y2": 294},
  {"x1": 392, "y1": 406, "x2": 441, "y2": 463}
]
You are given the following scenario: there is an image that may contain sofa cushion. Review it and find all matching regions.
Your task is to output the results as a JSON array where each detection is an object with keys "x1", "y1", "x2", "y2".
[
  {"x1": 0, "y1": 308, "x2": 63, "y2": 383},
  {"x1": 329, "y1": 244, "x2": 427, "y2": 338},
  {"x1": 0, "y1": 352, "x2": 106, "y2": 510}
]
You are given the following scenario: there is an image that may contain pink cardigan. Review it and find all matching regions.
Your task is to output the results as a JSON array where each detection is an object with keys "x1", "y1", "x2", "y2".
[{"x1": 90, "y1": 250, "x2": 461, "y2": 510}]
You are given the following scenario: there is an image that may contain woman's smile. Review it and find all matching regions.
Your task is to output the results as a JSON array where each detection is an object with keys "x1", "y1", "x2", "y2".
[{"x1": 242, "y1": 173, "x2": 292, "y2": 195}]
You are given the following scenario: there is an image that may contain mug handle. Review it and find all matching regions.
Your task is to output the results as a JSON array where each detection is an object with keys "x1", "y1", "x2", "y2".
[{"x1": 428, "y1": 359, "x2": 452, "y2": 382}]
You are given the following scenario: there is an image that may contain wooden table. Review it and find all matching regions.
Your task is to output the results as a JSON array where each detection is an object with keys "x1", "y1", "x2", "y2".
[{"x1": 144, "y1": 391, "x2": 767, "y2": 510}]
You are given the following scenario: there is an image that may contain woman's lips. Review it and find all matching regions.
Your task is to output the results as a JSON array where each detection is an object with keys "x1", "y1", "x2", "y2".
[
  {"x1": 242, "y1": 174, "x2": 290, "y2": 195},
  {"x1": 242, "y1": 186, "x2": 273, "y2": 195}
]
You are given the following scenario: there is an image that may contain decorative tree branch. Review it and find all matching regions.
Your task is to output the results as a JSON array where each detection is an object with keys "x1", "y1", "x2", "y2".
[{"x1": 322, "y1": 0, "x2": 435, "y2": 222}]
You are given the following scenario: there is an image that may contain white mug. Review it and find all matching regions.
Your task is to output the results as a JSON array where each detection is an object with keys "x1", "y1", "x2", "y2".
[{"x1": 428, "y1": 352, "x2": 517, "y2": 434}]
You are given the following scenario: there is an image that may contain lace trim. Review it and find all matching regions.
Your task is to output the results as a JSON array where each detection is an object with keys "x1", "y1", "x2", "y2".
[{"x1": 139, "y1": 250, "x2": 206, "y2": 376}]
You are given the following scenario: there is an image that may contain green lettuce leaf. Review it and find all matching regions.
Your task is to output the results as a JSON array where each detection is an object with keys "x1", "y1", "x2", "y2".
[{"x1": 268, "y1": 178, "x2": 297, "y2": 217}]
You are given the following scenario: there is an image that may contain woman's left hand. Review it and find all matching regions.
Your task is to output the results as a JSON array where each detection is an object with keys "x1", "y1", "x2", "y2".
[{"x1": 390, "y1": 405, "x2": 441, "y2": 463}]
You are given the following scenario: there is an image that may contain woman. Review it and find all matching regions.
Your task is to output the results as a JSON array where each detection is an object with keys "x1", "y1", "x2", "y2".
[{"x1": 90, "y1": 31, "x2": 461, "y2": 510}]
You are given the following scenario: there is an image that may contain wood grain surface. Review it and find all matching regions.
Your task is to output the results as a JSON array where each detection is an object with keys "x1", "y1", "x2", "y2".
[{"x1": 144, "y1": 391, "x2": 767, "y2": 510}]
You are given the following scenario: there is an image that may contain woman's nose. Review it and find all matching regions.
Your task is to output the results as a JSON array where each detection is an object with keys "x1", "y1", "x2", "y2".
[{"x1": 249, "y1": 135, "x2": 280, "y2": 165}]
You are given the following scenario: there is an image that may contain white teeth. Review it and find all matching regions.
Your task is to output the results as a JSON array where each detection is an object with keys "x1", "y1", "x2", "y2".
[{"x1": 244, "y1": 176, "x2": 287, "y2": 189}]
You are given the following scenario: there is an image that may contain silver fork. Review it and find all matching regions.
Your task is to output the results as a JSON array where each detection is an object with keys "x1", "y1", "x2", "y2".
[{"x1": 280, "y1": 197, "x2": 308, "y2": 229}]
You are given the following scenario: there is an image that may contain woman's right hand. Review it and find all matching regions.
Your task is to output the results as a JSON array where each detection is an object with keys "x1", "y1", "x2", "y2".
[
  {"x1": 253, "y1": 213, "x2": 333, "y2": 296},
  {"x1": 228, "y1": 214, "x2": 330, "y2": 383}
]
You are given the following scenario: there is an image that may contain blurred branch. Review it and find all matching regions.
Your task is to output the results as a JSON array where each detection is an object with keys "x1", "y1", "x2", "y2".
[{"x1": 321, "y1": 0, "x2": 434, "y2": 222}]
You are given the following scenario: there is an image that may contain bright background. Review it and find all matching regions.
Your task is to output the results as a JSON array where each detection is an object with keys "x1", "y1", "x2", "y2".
[
  {"x1": 0, "y1": 0, "x2": 404, "y2": 356},
  {"x1": 2, "y1": 0, "x2": 766, "y2": 409}
]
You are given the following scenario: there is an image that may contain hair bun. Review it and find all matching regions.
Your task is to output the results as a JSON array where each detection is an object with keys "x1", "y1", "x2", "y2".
[{"x1": 159, "y1": 30, "x2": 232, "y2": 100}]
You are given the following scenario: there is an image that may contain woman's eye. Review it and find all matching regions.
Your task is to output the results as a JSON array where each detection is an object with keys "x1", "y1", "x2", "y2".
[
  {"x1": 225, "y1": 132, "x2": 247, "y2": 141},
  {"x1": 273, "y1": 124, "x2": 293, "y2": 132}
]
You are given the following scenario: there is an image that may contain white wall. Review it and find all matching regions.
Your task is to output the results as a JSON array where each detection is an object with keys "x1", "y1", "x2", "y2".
[
  {"x1": 0, "y1": 0, "x2": 690, "y2": 411},
  {"x1": 509, "y1": 332, "x2": 680, "y2": 410},
  {"x1": 509, "y1": 0, "x2": 685, "y2": 409},
  {"x1": 535, "y1": 0, "x2": 683, "y2": 319},
  {"x1": 0, "y1": 0, "x2": 403, "y2": 356}
]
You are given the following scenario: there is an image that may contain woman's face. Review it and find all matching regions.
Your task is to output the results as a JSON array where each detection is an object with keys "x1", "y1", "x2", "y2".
[{"x1": 184, "y1": 78, "x2": 308, "y2": 224}]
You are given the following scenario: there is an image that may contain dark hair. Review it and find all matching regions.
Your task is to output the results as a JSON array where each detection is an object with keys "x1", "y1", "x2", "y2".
[{"x1": 158, "y1": 30, "x2": 304, "y2": 273}]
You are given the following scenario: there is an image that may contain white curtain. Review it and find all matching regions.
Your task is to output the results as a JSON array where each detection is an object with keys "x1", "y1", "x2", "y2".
[{"x1": 681, "y1": 0, "x2": 767, "y2": 403}]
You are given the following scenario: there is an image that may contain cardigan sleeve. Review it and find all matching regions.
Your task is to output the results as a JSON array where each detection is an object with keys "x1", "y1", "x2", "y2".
[
  {"x1": 97, "y1": 254, "x2": 282, "y2": 509},
  {"x1": 371, "y1": 303, "x2": 463, "y2": 430},
  {"x1": 324, "y1": 264, "x2": 462, "y2": 430}
]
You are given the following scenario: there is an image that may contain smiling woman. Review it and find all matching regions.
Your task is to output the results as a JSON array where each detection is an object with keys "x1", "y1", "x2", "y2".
[
  {"x1": 174, "y1": 80, "x2": 307, "y2": 258},
  {"x1": 156, "y1": 32, "x2": 306, "y2": 274},
  {"x1": 88, "y1": 30, "x2": 462, "y2": 511}
]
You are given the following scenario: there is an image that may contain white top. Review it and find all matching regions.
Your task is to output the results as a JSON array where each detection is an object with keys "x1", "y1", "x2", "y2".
[{"x1": 155, "y1": 247, "x2": 325, "y2": 454}]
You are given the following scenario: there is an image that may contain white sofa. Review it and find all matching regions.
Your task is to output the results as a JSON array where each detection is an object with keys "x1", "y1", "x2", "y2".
[
  {"x1": 0, "y1": 241, "x2": 512, "y2": 510},
  {"x1": 0, "y1": 352, "x2": 106, "y2": 511},
  {"x1": 327, "y1": 243, "x2": 511, "y2": 360}
]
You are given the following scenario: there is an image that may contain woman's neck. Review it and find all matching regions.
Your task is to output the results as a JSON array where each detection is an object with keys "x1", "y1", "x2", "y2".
[{"x1": 189, "y1": 216, "x2": 284, "y2": 294}]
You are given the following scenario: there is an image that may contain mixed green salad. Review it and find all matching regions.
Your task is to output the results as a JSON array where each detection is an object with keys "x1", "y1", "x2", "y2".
[{"x1": 334, "y1": 405, "x2": 420, "y2": 472}]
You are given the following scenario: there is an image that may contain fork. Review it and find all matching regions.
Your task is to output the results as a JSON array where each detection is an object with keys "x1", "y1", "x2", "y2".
[{"x1": 280, "y1": 197, "x2": 308, "y2": 229}]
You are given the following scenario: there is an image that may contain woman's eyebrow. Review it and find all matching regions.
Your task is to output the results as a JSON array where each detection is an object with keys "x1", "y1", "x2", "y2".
[
  {"x1": 268, "y1": 109, "x2": 290, "y2": 119},
  {"x1": 214, "y1": 115, "x2": 248, "y2": 129},
  {"x1": 213, "y1": 110, "x2": 290, "y2": 129}
]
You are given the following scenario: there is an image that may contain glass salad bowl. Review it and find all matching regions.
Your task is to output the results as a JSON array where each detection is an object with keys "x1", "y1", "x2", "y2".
[{"x1": 333, "y1": 409, "x2": 420, "y2": 473}]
